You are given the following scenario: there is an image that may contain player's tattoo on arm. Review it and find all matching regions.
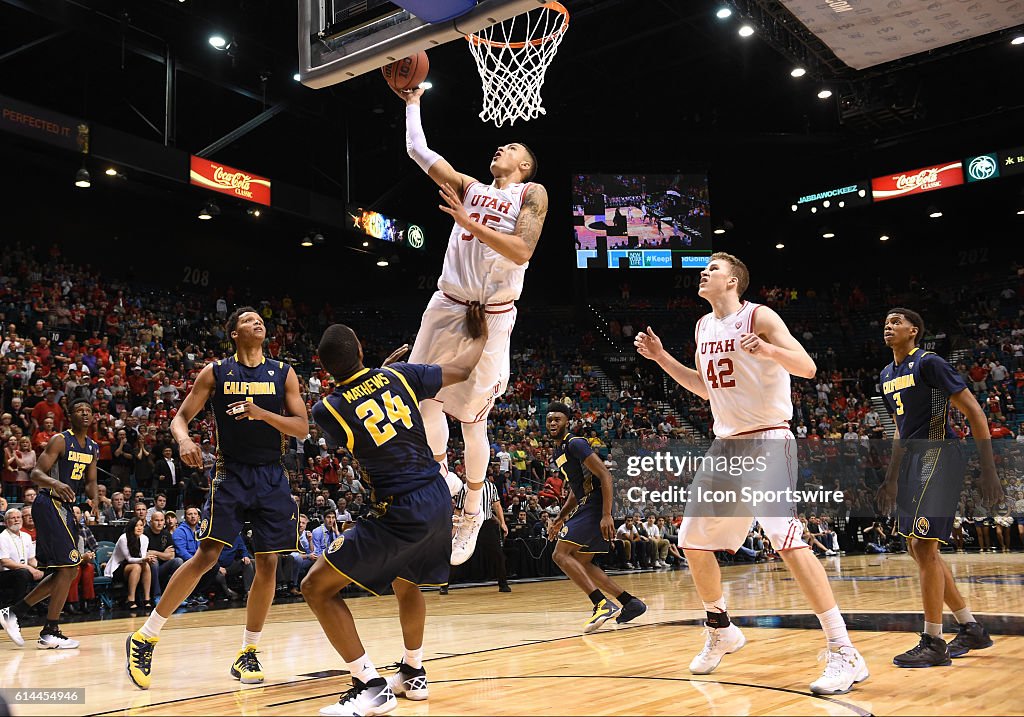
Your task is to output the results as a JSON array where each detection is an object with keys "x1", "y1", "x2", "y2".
[{"x1": 516, "y1": 184, "x2": 548, "y2": 257}]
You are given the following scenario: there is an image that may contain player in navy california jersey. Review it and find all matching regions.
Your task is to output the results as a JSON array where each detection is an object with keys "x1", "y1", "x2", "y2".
[
  {"x1": 546, "y1": 402, "x2": 647, "y2": 634},
  {"x1": 126, "y1": 307, "x2": 310, "y2": 690},
  {"x1": 302, "y1": 306, "x2": 487, "y2": 717},
  {"x1": 0, "y1": 397, "x2": 98, "y2": 650},
  {"x1": 878, "y1": 308, "x2": 1003, "y2": 668}
]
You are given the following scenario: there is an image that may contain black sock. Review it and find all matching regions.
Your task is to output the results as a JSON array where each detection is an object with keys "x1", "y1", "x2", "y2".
[
  {"x1": 588, "y1": 589, "x2": 606, "y2": 606},
  {"x1": 705, "y1": 611, "x2": 731, "y2": 629},
  {"x1": 617, "y1": 591, "x2": 635, "y2": 605},
  {"x1": 11, "y1": 600, "x2": 31, "y2": 618},
  {"x1": 43, "y1": 620, "x2": 59, "y2": 634}
]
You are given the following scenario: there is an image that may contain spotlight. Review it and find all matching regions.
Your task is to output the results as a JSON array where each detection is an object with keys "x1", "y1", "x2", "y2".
[
  {"x1": 300, "y1": 236, "x2": 313, "y2": 247},
  {"x1": 858, "y1": 189, "x2": 867, "y2": 197},
  {"x1": 74, "y1": 166, "x2": 91, "y2": 188},
  {"x1": 246, "y1": 207, "x2": 261, "y2": 218},
  {"x1": 419, "y1": 81, "x2": 433, "y2": 90},
  {"x1": 928, "y1": 206, "x2": 943, "y2": 219},
  {"x1": 823, "y1": 200, "x2": 830, "y2": 208},
  {"x1": 1018, "y1": 209, "x2": 1024, "y2": 215},
  {"x1": 817, "y1": 88, "x2": 833, "y2": 99},
  {"x1": 376, "y1": 258, "x2": 390, "y2": 267},
  {"x1": 791, "y1": 67, "x2": 806, "y2": 78},
  {"x1": 738, "y1": 25, "x2": 754, "y2": 37},
  {"x1": 838, "y1": 201, "x2": 845, "y2": 208},
  {"x1": 293, "y1": 73, "x2": 301, "y2": 81},
  {"x1": 105, "y1": 167, "x2": 118, "y2": 176},
  {"x1": 879, "y1": 234, "x2": 889, "y2": 241},
  {"x1": 810, "y1": 207, "x2": 817, "y2": 214},
  {"x1": 775, "y1": 243, "x2": 785, "y2": 249},
  {"x1": 791, "y1": 204, "x2": 798, "y2": 212},
  {"x1": 716, "y1": 7, "x2": 733, "y2": 19},
  {"x1": 362, "y1": 241, "x2": 370, "y2": 247},
  {"x1": 822, "y1": 231, "x2": 835, "y2": 238},
  {"x1": 713, "y1": 228, "x2": 726, "y2": 235},
  {"x1": 198, "y1": 200, "x2": 220, "y2": 220},
  {"x1": 209, "y1": 35, "x2": 227, "y2": 50},
  {"x1": 1012, "y1": 35, "x2": 1024, "y2": 46}
]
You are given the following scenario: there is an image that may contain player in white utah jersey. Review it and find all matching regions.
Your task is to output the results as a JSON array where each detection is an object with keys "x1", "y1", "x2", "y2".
[
  {"x1": 635, "y1": 252, "x2": 867, "y2": 696},
  {"x1": 396, "y1": 86, "x2": 549, "y2": 566}
]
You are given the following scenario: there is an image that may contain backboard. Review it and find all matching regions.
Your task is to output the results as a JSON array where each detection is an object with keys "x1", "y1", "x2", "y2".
[{"x1": 298, "y1": 0, "x2": 549, "y2": 89}]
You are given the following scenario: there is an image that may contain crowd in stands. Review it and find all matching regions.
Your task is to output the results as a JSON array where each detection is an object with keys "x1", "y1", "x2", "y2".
[{"x1": 0, "y1": 243, "x2": 1023, "y2": 616}]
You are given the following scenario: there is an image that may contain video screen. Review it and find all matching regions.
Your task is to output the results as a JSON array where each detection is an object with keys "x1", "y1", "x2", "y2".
[{"x1": 572, "y1": 173, "x2": 712, "y2": 269}]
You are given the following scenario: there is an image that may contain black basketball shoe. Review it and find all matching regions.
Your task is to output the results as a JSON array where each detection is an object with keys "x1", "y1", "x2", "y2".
[
  {"x1": 893, "y1": 633, "x2": 952, "y2": 668},
  {"x1": 616, "y1": 597, "x2": 648, "y2": 624},
  {"x1": 947, "y1": 622, "x2": 993, "y2": 658}
]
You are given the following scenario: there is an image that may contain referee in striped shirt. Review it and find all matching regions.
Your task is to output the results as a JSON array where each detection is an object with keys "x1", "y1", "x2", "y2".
[{"x1": 447, "y1": 476, "x2": 510, "y2": 593}]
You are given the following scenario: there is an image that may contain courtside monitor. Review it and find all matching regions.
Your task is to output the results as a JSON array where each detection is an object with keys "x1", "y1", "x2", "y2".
[{"x1": 573, "y1": 173, "x2": 712, "y2": 269}]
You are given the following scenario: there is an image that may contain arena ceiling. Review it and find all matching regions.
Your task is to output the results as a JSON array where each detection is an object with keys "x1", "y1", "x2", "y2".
[{"x1": 1, "y1": 0, "x2": 1022, "y2": 281}]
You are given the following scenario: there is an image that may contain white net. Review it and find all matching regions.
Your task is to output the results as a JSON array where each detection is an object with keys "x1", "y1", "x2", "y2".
[{"x1": 466, "y1": 2, "x2": 569, "y2": 127}]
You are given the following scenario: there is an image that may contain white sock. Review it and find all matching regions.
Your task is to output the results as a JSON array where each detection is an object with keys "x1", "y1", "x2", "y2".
[
  {"x1": 242, "y1": 629, "x2": 262, "y2": 650},
  {"x1": 403, "y1": 646, "x2": 424, "y2": 669},
  {"x1": 140, "y1": 611, "x2": 168, "y2": 639},
  {"x1": 816, "y1": 606, "x2": 853, "y2": 648},
  {"x1": 345, "y1": 653, "x2": 380, "y2": 684},
  {"x1": 924, "y1": 621, "x2": 943, "y2": 638},
  {"x1": 464, "y1": 484, "x2": 483, "y2": 515},
  {"x1": 953, "y1": 607, "x2": 975, "y2": 624},
  {"x1": 702, "y1": 596, "x2": 727, "y2": 613}
]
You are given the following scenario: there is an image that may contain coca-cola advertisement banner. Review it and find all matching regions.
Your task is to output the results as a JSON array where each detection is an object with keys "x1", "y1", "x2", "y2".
[
  {"x1": 189, "y1": 156, "x2": 271, "y2": 206},
  {"x1": 871, "y1": 161, "x2": 964, "y2": 202}
]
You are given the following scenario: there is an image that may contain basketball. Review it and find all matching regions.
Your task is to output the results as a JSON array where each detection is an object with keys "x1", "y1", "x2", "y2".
[{"x1": 381, "y1": 51, "x2": 429, "y2": 91}]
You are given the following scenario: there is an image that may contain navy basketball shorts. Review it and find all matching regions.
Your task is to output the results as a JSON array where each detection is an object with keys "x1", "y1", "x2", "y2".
[
  {"x1": 896, "y1": 443, "x2": 966, "y2": 544},
  {"x1": 33, "y1": 492, "x2": 83, "y2": 568},
  {"x1": 324, "y1": 477, "x2": 452, "y2": 595},
  {"x1": 199, "y1": 460, "x2": 298, "y2": 553},
  {"x1": 558, "y1": 495, "x2": 610, "y2": 554}
]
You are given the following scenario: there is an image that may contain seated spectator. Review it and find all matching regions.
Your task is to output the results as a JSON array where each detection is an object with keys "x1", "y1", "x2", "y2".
[
  {"x1": 103, "y1": 492, "x2": 130, "y2": 522},
  {"x1": 644, "y1": 515, "x2": 670, "y2": 568},
  {"x1": 0, "y1": 508, "x2": 43, "y2": 602},
  {"x1": 104, "y1": 516, "x2": 154, "y2": 609},
  {"x1": 66, "y1": 505, "x2": 98, "y2": 614},
  {"x1": 20, "y1": 505, "x2": 36, "y2": 541},
  {"x1": 217, "y1": 534, "x2": 252, "y2": 601},
  {"x1": 145, "y1": 510, "x2": 182, "y2": 600},
  {"x1": 288, "y1": 514, "x2": 316, "y2": 596},
  {"x1": 538, "y1": 473, "x2": 564, "y2": 508}
]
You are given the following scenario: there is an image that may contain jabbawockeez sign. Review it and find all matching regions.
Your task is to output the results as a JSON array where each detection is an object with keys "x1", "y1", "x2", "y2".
[
  {"x1": 189, "y1": 156, "x2": 271, "y2": 206},
  {"x1": 871, "y1": 161, "x2": 964, "y2": 202}
]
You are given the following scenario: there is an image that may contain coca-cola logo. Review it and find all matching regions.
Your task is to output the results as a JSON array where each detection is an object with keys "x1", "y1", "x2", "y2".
[
  {"x1": 894, "y1": 168, "x2": 939, "y2": 190},
  {"x1": 212, "y1": 166, "x2": 252, "y2": 191}
]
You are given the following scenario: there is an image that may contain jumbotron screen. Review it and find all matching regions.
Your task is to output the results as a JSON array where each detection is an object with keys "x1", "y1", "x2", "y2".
[{"x1": 572, "y1": 173, "x2": 713, "y2": 269}]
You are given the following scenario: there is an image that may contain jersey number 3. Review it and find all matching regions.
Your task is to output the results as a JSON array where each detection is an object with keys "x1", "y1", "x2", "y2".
[
  {"x1": 356, "y1": 391, "x2": 414, "y2": 447},
  {"x1": 893, "y1": 391, "x2": 905, "y2": 416},
  {"x1": 705, "y1": 358, "x2": 736, "y2": 389}
]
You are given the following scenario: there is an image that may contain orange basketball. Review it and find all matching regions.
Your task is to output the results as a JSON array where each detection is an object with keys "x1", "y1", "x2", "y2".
[{"x1": 381, "y1": 51, "x2": 429, "y2": 92}]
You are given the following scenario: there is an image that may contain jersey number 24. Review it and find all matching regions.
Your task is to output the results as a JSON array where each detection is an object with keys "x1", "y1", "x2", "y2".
[{"x1": 356, "y1": 391, "x2": 414, "y2": 447}]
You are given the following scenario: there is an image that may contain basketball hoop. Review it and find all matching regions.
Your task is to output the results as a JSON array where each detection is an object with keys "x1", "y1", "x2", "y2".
[{"x1": 466, "y1": 1, "x2": 569, "y2": 127}]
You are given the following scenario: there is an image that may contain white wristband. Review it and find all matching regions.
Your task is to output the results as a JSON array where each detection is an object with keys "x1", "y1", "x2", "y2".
[{"x1": 406, "y1": 104, "x2": 442, "y2": 173}]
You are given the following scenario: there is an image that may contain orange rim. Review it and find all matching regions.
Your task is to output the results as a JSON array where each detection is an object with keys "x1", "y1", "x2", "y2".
[{"x1": 466, "y1": 1, "x2": 569, "y2": 49}]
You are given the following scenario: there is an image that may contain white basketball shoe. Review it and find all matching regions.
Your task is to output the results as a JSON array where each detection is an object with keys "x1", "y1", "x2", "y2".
[{"x1": 689, "y1": 623, "x2": 746, "y2": 675}]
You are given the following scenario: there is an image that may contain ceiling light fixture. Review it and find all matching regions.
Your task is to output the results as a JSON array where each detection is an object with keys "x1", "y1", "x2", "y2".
[
  {"x1": 716, "y1": 7, "x2": 733, "y2": 19},
  {"x1": 791, "y1": 67, "x2": 806, "y2": 78},
  {"x1": 775, "y1": 243, "x2": 785, "y2": 249},
  {"x1": 105, "y1": 167, "x2": 118, "y2": 176},
  {"x1": 198, "y1": 200, "x2": 220, "y2": 220},
  {"x1": 362, "y1": 241, "x2": 370, "y2": 247},
  {"x1": 713, "y1": 228, "x2": 726, "y2": 235},
  {"x1": 738, "y1": 24, "x2": 755, "y2": 37},
  {"x1": 420, "y1": 81, "x2": 433, "y2": 90},
  {"x1": 928, "y1": 207, "x2": 943, "y2": 219},
  {"x1": 376, "y1": 258, "x2": 389, "y2": 267},
  {"x1": 246, "y1": 207, "x2": 261, "y2": 218},
  {"x1": 74, "y1": 166, "x2": 91, "y2": 188},
  {"x1": 879, "y1": 235, "x2": 889, "y2": 241},
  {"x1": 293, "y1": 73, "x2": 301, "y2": 82},
  {"x1": 209, "y1": 35, "x2": 227, "y2": 50},
  {"x1": 822, "y1": 231, "x2": 835, "y2": 238},
  {"x1": 300, "y1": 236, "x2": 313, "y2": 247},
  {"x1": 817, "y1": 88, "x2": 833, "y2": 99},
  {"x1": 791, "y1": 204, "x2": 798, "y2": 212},
  {"x1": 1012, "y1": 35, "x2": 1024, "y2": 46}
]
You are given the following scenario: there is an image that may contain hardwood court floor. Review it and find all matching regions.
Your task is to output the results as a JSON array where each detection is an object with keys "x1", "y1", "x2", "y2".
[{"x1": 6, "y1": 553, "x2": 1024, "y2": 716}]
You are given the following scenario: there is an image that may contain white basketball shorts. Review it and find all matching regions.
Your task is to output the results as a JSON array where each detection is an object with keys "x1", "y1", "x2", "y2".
[
  {"x1": 409, "y1": 291, "x2": 516, "y2": 423},
  {"x1": 678, "y1": 427, "x2": 807, "y2": 553}
]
